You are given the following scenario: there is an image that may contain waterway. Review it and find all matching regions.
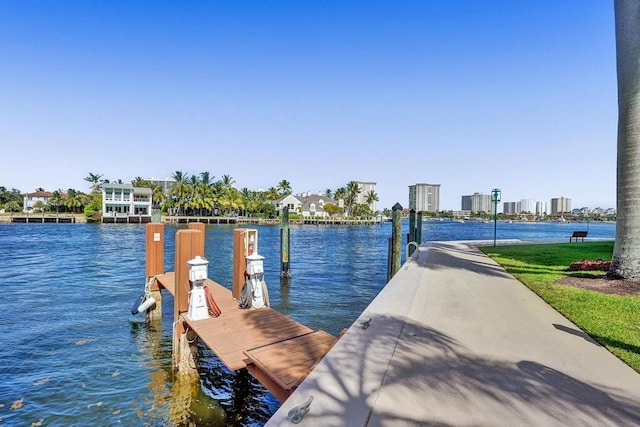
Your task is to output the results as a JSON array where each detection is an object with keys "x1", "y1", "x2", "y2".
[{"x1": 0, "y1": 220, "x2": 615, "y2": 426}]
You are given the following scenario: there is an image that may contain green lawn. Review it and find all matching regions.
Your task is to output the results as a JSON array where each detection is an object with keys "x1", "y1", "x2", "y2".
[{"x1": 481, "y1": 241, "x2": 640, "y2": 373}]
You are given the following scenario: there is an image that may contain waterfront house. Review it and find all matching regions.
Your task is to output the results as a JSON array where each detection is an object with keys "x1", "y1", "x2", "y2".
[
  {"x1": 274, "y1": 194, "x2": 303, "y2": 216},
  {"x1": 299, "y1": 194, "x2": 339, "y2": 218},
  {"x1": 101, "y1": 184, "x2": 152, "y2": 219},
  {"x1": 274, "y1": 193, "x2": 340, "y2": 218},
  {"x1": 23, "y1": 191, "x2": 53, "y2": 213}
]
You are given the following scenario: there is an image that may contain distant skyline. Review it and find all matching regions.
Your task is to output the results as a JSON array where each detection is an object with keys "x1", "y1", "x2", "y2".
[{"x1": 1, "y1": 1, "x2": 617, "y2": 210}]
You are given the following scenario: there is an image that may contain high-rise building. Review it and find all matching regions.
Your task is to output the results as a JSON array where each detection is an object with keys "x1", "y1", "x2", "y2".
[
  {"x1": 503, "y1": 202, "x2": 517, "y2": 214},
  {"x1": 145, "y1": 177, "x2": 175, "y2": 192},
  {"x1": 551, "y1": 197, "x2": 572, "y2": 214},
  {"x1": 408, "y1": 183, "x2": 441, "y2": 212},
  {"x1": 355, "y1": 181, "x2": 377, "y2": 212},
  {"x1": 519, "y1": 199, "x2": 536, "y2": 214},
  {"x1": 461, "y1": 193, "x2": 492, "y2": 214},
  {"x1": 536, "y1": 201, "x2": 548, "y2": 216}
]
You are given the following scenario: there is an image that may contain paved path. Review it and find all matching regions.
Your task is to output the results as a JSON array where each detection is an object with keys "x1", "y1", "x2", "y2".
[{"x1": 266, "y1": 240, "x2": 640, "y2": 426}]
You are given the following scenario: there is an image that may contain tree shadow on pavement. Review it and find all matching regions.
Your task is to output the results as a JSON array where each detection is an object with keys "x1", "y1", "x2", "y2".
[
  {"x1": 408, "y1": 242, "x2": 515, "y2": 280},
  {"x1": 269, "y1": 313, "x2": 640, "y2": 426}
]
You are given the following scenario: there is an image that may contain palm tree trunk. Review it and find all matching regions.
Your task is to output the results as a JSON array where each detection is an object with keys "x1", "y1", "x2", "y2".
[{"x1": 610, "y1": 0, "x2": 640, "y2": 279}]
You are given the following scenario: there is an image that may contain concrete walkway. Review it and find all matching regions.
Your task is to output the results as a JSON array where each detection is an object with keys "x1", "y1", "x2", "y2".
[{"x1": 266, "y1": 240, "x2": 640, "y2": 426}]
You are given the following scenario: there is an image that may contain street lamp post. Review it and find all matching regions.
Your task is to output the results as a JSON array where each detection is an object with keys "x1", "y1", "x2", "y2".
[{"x1": 491, "y1": 188, "x2": 501, "y2": 247}]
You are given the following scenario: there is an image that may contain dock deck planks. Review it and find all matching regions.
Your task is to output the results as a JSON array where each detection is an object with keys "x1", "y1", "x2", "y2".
[
  {"x1": 244, "y1": 330, "x2": 337, "y2": 391},
  {"x1": 155, "y1": 273, "x2": 324, "y2": 373}
]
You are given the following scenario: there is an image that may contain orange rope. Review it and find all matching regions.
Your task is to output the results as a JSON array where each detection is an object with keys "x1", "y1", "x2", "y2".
[{"x1": 204, "y1": 285, "x2": 222, "y2": 317}]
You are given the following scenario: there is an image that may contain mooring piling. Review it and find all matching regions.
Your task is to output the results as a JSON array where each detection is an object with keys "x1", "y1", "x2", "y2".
[
  {"x1": 145, "y1": 222, "x2": 165, "y2": 322},
  {"x1": 280, "y1": 206, "x2": 291, "y2": 281},
  {"x1": 406, "y1": 209, "x2": 423, "y2": 258},
  {"x1": 408, "y1": 209, "x2": 416, "y2": 257},
  {"x1": 173, "y1": 227, "x2": 204, "y2": 375},
  {"x1": 232, "y1": 228, "x2": 256, "y2": 300},
  {"x1": 188, "y1": 221, "x2": 206, "y2": 239},
  {"x1": 389, "y1": 202, "x2": 403, "y2": 279}
]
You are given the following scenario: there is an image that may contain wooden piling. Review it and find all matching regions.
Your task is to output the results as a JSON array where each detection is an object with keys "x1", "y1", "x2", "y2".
[
  {"x1": 233, "y1": 229, "x2": 248, "y2": 300},
  {"x1": 175, "y1": 229, "x2": 204, "y2": 317},
  {"x1": 416, "y1": 211, "x2": 423, "y2": 246},
  {"x1": 146, "y1": 223, "x2": 165, "y2": 321},
  {"x1": 408, "y1": 209, "x2": 416, "y2": 257},
  {"x1": 173, "y1": 228, "x2": 204, "y2": 374},
  {"x1": 280, "y1": 207, "x2": 291, "y2": 281},
  {"x1": 387, "y1": 237, "x2": 393, "y2": 282},
  {"x1": 146, "y1": 223, "x2": 165, "y2": 279},
  {"x1": 188, "y1": 222, "x2": 206, "y2": 253},
  {"x1": 391, "y1": 203, "x2": 403, "y2": 278}
]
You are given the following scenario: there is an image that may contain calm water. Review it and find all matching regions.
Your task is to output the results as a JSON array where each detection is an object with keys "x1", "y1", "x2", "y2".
[{"x1": 0, "y1": 220, "x2": 615, "y2": 426}]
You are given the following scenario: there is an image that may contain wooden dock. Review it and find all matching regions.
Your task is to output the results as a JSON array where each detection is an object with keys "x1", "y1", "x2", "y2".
[
  {"x1": 10, "y1": 214, "x2": 76, "y2": 223},
  {"x1": 160, "y1": 215, "x2": 385, "y2": 226},
  {"x1": 102, "y1": 215, "x2": 152, "y2": 224},
  {"x1": 154, "y1": 272, "x2": 337, "y2": 402}
]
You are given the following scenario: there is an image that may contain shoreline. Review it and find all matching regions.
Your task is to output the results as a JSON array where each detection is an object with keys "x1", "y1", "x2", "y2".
[{"x1": 0, "y1": 214, "x2": 614, "y2": 226}]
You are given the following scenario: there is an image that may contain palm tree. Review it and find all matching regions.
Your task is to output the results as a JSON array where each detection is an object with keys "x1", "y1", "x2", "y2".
[
  {"x1": 219, "y1": 188, "x2": 244, "y2": 216},
  {"x1": 277, "y1": 179, "x2": 292, "y2": 196},
  {"x1": 353, "y1": 203, "x2": 372, "y2": 218},
  {"x1": 221, "y1": 174, "x2": 235, "y2": 189},
  {"x1": 365, "y1": 190, "x2": 379, "y2": 211},
  {"x1": 131, "y1": 177, "x2": 149, "y2": 187},
  {"x1": 265, "y1": 187, "x2": 280, "y2": 201},
  {"x1": 197, "y1": 172, "x2": 216, "y2": 215},
  {"x1": 161, "y1": 196, "x2": 176, "y2": 216},
  {"x1": 345, "y1": 181, "x2": 361, "y2": 216},
  {"x1": 169, "y1": 171, "x2": 190, "y2": 215},
  {"x1": 47, "y1": 190, "x2": 63, "y2": 214},
  {"x1": 64, "y1": 189, "x2": 86, "y2": 213},
  {"x1": 324, "y1": 189, "x2": 333, "y2": 198},
  {"x1": 211, "y1": 181, "x2": 224, "y2": 215},
  {"x1": 240, "y1": 187, "x2": 256, "y2": 216},
  {"x1": 191, "y1": 190, "x2": 207, "y2": 216},
  {"x1": 610, "y1": 0, "x2": 640, "y2": 279},
  {"x1": 84, "y1": 173, "x2": 103, "y2": 194},
  {"x1": 200, "y1": 171, "x2": 214, "y2": 187},
  {"x1": 334, "y1": 187, "x2": 346, "y2": 201},
  {"x1": 151, "y1": 185, "x2": 165, "y2": 208}
]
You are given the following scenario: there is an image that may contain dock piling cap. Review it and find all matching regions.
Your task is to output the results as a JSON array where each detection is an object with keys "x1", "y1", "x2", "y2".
[
  {"x1": 187, "y1": 255, "x2": 209, "y2": 266},
  {"x1": 188, "y1": 255, "x2": 209, "y2": 282}
]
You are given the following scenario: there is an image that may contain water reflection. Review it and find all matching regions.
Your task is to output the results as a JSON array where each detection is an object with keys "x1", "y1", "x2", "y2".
[{"x1": 278, "y1": 281, "x2": 291, "y2": 315}]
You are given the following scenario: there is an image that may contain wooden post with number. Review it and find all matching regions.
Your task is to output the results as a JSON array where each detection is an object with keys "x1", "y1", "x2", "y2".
[{"x1": 145, "y1": 223, "x2": 164, "y2": 321}]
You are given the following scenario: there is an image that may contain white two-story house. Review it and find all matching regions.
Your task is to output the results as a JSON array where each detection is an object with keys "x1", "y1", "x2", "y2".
[
  {"x1": 274, "y1": 194, "x2": 303, "y2": 217},
  {"x1": 23, "y1": 191, "x2": 53, "y2": 213},
  {"x1": 101, "y1": 184, "x2": 152, "y2": 218},
  {"x1": 274, "y1": 193, "x2": 340, "y2": 218},
  {"x1": 299, "y1": 194, "x2": 339, "y2": 218}
]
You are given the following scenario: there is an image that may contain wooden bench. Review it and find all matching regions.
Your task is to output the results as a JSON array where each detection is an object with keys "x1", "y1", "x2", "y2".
[{"x1": 569, "y1": 231, "x2": 588, "y2": 242}]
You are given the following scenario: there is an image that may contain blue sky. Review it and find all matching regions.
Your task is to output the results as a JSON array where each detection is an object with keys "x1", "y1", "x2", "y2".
[{"x1": 0, "y1": 1, "x2": 616, "y2": 211}]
